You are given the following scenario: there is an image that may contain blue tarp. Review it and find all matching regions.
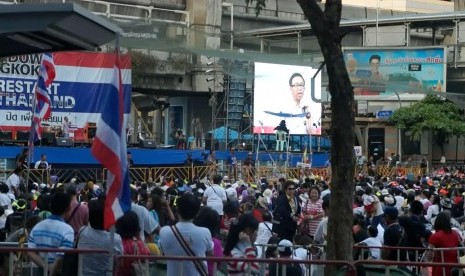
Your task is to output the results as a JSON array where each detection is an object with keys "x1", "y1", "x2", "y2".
[
  {"x1": 208, "y1": 126, "x2": 238, "y2": 140},
  {"x1": 0, "y1": 146, "x2": 329, "y2": 168}
]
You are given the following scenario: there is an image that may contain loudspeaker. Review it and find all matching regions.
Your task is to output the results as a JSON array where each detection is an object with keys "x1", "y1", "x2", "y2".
[
  {"x1": 204, "y1": 138, "x2": 212, "y2": 150},
  {"x1": 0, "y1": 131, "x2": 12, "y2": 140},
  {"x1": 42, "y1": 132, "x2": 55, "y2": 145},
  {"x1": 87, "y1": 127, "x2": 96, "y2": 140},
  {"x1": 55, "y1": 137, "x2": 74, "y2": 147},
  {"x1": 16, "y1": 131, "x2": 29, "y2": 141},
  {"x1": 139, "y1": 139, "x2": 157, "y2": 148}
]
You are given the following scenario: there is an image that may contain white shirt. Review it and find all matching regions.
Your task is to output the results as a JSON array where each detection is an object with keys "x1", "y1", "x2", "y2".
[
  {"x1": 0, "y1": 193, "x2": 11, "y2": 209},
  {"x1": 255, "y1": 221, "x2": 273, "y2": 258},
  {"x1": 360, "y1": 237, "x2": 382, "y2": 259},
  {"x1": 394, "y1": 195, "x2": 404, "y2": 211},
  {"x1": 425, "y1": 204, "x2": 440, "y2": 222},
  {"x1": 131, "y1": 203, "x2": 159, "y2": 241},
  {"x1": 63, "y1": 121, "x2": 70, "y2": 135},
  {"x1": 314, "y1": 217, "x2": 328, "y2": 245},
  {"x1": 159, "y1": 222, "x2": 213, "y2": 276},
  {"x1": 34, "y1": 160, "x2": 49, "y2": 169},
  {"x1": 5, "y1": 173, "x2": 20, "y2": 194},
  {"x1": 203, "y1": 185, "x2": 227, "y2": 215},
  {"x1": 320, "y1": 189, "x2": 330, "y2": 199}
]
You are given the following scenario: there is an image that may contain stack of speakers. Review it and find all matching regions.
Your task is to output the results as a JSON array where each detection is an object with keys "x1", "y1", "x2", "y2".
[{"x1": 86, "y1": 122, "x2": 97, "y2": 140}]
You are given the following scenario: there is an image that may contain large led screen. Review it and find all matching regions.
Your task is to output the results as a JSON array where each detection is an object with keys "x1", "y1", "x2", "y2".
[{"x1": 253, "y1": 62, "x2": 322, "y2": 135}]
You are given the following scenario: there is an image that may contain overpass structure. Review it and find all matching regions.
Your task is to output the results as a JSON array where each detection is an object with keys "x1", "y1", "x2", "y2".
[{"x1": 2, "y1": 0, "x2": 465, "y2": 163}]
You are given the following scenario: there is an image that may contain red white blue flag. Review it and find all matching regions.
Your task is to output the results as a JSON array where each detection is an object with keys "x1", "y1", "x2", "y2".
[
  {"x1": 91, "y1": 53, "x2": 131, "y2": 229},
  {"x1": 29, "y1": 53, "x2": 56, "y2": 145}
]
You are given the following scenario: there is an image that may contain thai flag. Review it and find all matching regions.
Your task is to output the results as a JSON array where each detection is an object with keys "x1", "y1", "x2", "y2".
[
  {"x1": 29, "y1": 53, "x2": 56, "y2": 145},
  {"x1": 91, "y1": 53, "x2": 131, "y2": 229}
]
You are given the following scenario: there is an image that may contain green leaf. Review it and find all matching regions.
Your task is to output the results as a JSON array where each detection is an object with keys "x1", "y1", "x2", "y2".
[{"x1": 390, "y1": 95, "x2": 465, "y2": 149}]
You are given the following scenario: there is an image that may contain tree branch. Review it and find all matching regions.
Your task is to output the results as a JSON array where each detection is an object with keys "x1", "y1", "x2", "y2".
[
  {"x1": 324, "y1": 0, "x2": 342, "y2": 28},
  {"x1": 296, "y1": 0, "x2": 328, "y2": 36}
]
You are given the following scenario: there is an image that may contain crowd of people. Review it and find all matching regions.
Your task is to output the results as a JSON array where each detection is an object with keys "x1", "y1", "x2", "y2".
[{"x1": 2, "y1": 148, "x2": 465, "y2": 275}]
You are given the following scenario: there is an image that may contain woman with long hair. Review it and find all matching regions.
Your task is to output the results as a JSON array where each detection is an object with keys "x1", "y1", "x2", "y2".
[
  {"x1": 115, "y1": 211, "x2": 150, "y2": 276},
  {"x1": 146, "y1": 194, "x2": 175, "y2": 228},
  {"x1": 428, "y1": 211, "x2": 461, "y2": 276},
  {"x1": 224, "y1": 214, "x2": 259, "y2": 275}
]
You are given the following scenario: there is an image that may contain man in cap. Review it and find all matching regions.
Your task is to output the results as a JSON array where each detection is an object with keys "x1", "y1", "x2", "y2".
[
  {"x1": 382, "y1": 206, "x2": 407, "y2": 261},
  {"x1": 398, "y1": 200, "x2": 431, "y2": 260},
  {"x1": 5, "y1": 199, "x2": 28, "y2": 234},
  {"x1": 269, "y1": 239, "x2": 302, "y2": 276}
]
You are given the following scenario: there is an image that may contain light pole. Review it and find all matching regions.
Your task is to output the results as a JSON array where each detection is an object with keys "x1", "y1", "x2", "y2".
[
  {"x1": 376, "y1": 0, "x2": 380, "y2": 46},
  {"x1": 393, "y1": 91, "x2": 402, "y2": 161}
]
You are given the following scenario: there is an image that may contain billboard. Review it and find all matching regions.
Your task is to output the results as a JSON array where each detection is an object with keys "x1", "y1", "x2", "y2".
[
  {"x1": 0, "y1": 52, "x2": 131, "y2": 140},
  {"x1": 253, "y1": 62, "x2": 322, "y2": 135},
  {"x1": 343, "y1": 47, "x2": 446, "y2": 96}
]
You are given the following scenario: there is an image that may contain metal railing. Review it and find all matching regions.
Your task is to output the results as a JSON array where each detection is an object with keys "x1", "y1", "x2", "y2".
[
  {"x1": 0, "y1": 246, "x2": 108, "y2": 276},
  {"x1": 115, "y1": 254, "x2": 357, "y2": 276},
  {"x1": 1, "y1": 244, "x2": 465, "y2": 275},
  {"x1": 2, "y1": 165, "x2": 428, "y2": 184}
]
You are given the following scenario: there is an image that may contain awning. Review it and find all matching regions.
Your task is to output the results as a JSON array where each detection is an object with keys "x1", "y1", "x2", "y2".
[{"x1": 0, "y1": 3, "x2": 122, "y2": 57}]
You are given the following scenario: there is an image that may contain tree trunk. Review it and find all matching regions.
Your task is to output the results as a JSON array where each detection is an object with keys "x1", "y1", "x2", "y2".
[{"x1": 296, "y1": 0, "x2": 355, "y2": 272}]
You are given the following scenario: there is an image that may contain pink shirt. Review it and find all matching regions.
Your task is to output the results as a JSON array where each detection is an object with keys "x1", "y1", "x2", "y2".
[
  {"x1": 64, "y1": 199, "x2": 89, "y2": 239},
  {"x1": 208, "y1": 238, "x2": 223, "y2": 276}
]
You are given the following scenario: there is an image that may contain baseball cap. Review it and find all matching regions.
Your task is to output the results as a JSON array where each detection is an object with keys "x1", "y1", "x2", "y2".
[
  {"x1": 12, "y1": 199, "x2": 27, "y2": 211},
  {"x1": 383, "y1": 206, "x2": 399, "y2": 218},
  {"x1": 278, "y1": 239, "x2": 293, "y2": 254}
]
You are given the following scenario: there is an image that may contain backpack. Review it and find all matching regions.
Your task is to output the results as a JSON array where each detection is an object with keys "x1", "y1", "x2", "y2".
[{"x1": 9, "y1": 213, "x2": 25, "y2": 234}]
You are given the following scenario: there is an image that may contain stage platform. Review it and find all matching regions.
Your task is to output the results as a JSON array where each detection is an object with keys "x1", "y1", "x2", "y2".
[{"x1": 0, "y1": 146, "x2": 329, "y2": 168}]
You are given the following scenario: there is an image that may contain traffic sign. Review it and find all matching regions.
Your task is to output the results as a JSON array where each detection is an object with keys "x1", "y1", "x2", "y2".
[{"x1": 376, "y1": 110, "x2": 394, "y2": 119}]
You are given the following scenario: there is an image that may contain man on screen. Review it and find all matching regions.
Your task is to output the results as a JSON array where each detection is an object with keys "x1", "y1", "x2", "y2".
[
  {"x1": 256, "y1": 72, "x2": 315, "y2": 135},
  {"x1": 285, "y1": 73, "x2": 312, "y2": 134}
]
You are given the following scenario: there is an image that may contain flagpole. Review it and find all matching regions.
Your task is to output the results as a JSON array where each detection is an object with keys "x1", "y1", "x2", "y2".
[
  {"x1": 108, "y1": 32, "x2": 120, "y2": 276},
  {"x1": 25, "y1": 82, "x2": 39, "y2": 194}
]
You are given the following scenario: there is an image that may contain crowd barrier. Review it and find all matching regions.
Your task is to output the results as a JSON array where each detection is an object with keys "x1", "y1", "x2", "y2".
[
  {"x1": 114, "y1": 255, "x2": 357, "y2": 276},
  {"x1": 1, "y1": 165, "x2": 424, "y2": 185},
  {"x1": 0, "y1": 246, "x2": 108, "y2": 276},
  {"x1": 1, "y1": 244, "x2": 465, "y2": 275}
]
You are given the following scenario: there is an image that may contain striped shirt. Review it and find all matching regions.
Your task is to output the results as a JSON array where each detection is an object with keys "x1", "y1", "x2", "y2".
[
  {"x1": 77, "y1": 226, "x2": 123, "y2": 276},
  {"x1": 227, "y1": 242, "x2": 259, "y2": 275},
  {"x1": 28, "y1": 215, "x2": 74, "y2": 263},
  {"x1": 301, "y1": 199, "x2": 323, "y2": 237}
]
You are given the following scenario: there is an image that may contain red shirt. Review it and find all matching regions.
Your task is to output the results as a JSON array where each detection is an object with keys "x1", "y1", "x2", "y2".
[
  {"x1": 117, "y1": 238, "x2": 151, "y2": 276},
  {"x1": 251, "y1": 209, "x2": 264, "y2": 223},
  {"x1": 428, "y1": 230, "x2": 460, "y2": 276}
]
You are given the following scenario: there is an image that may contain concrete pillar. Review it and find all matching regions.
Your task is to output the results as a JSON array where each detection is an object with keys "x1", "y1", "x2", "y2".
[
  {"x1": 186, "y1": 0, "x2": 222, "y2": 50},
  {"x1": 141, "y1": 111, "x2": 149, "y2": 137},
  {"x1": 153, "y1": 109, "x2": 162, "y2": 144},
  {"x1": 129, "y1": 104, "x2": 138, "y2": 144},
  {"x1": 456, "y1": 0, "x2": 465, "y2": 11}
]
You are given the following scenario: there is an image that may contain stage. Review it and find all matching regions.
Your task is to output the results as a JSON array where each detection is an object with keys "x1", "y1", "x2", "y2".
[{"x1": 0, "y1": 146, "x2": 329, "y2": 168}]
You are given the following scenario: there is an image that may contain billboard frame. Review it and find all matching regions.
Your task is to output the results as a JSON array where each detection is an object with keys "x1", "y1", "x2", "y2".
[{"x1": 342, "y1": 46, "x2": 447, "y2": 95}]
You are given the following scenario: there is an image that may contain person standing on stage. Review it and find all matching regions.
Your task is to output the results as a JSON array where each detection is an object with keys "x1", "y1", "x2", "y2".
[
  {"x1": 34, "y1": 154, "x2": 49, "y2": 170},
  {"x1": 62, "y1": 116, "x2": 71, "y2": 137},
  {"x1": 191, "y1": 118, "x2": 203, "y2": 149},
  {"x1": 227, "y1": 149, "x2": 237, "y2": 181},
  {"x1": 207, "y1": 151, "x2": 217, "y2": 179}
]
